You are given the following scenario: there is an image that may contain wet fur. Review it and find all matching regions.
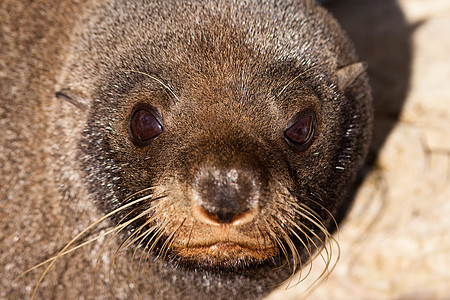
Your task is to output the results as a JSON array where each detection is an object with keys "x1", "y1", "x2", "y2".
[{"x1": 0, "y1": 0, "x2": 372, "y2": 299}]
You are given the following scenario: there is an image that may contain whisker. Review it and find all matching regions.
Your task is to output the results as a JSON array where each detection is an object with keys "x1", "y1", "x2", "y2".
[
  {"x1": 263, "y1": 219, "x2": 291, "y2": 272},
  {"x1": 117, "y1": 204, "x2": 169, "y2": 272},
  {"x1": 21, "y1": 188, "x2": 159, "y2": 299},
  {"x1": 277, "y1": 61, "x2": 330, "y2": 97},
  {"x1": 290, "y1": 204, "x2": 333, "y2": 243},
  {"x1": 121, "y1": 69, "x2": 180, "y2": 103},
  {"x1": 130, "y1": 222, "x2": 160, "y2": 299},
  {"x1": 20, "y1": 194, "x2": 155, "y2": 299},
  {"x1": 19, "y1": 225, "x2": 116, "y2": 277},
  {"x1": 135, "y1": 204, "x2": 173, "y2": 281},
  {"x1": 289, "y1": 204, "x2": 335, "y2": 261},
  {"x1": 112, "y1": 195, "x2": 168, "y2": 263},
  {"x1": 186, "y1": 221, "x2": 195, "y2": 248},
  {"x1": 254, "y1": 223, "x2": 264, "y2": 252},
  {"x1": 300, "y1": 188, "x2": 341, "y2": 234},
  {"x1": 137, "y1": 224, "x2": 161, "y2": 282},
  {"x1": 304, "y1": 195, "x2": 340, "y2": 234},
  {"x1": 112, "y1": 214, "x2": 150, "y2": 267},
  {"x1": 162, "y1": 218, "x2": 186, "y2": 262},
  {"x1": 121, "y1": 186, "x2": 157, "y2": 205},
  {"x1": 115, "y1": 201, "x2": 171, "y2": 295},
  {"x1": 115, "y1": 212, "x2": 154, "y2": 256},
  {"x1": 92, "y1": 206, "x2": 141, "y2": 284},
  {"x1": 134, "y1": 224, "x2": 159, "y2": 280},
  {"x1": 287, "y1": 203, "x2": 340, "y2": 296},
  {"x1": 144, "y1": 220, "x2": 171, "y2": 273},
  {"x1": 270, "y1": 188, "x2": 341, "y2": 294},
  {"x1": 282, "y1": 218, "x2": 314, "y2": 285},
  {"x1": 284, "y1": 232, "x2": 300, "y2": 278},
  {"x1": 302, "y1": 240, "x2": 340, "y2": 298}
]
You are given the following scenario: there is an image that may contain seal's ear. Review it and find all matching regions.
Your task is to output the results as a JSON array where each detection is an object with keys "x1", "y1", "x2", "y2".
[
  {"x1": 336, "y1": 62, "x2": 368, "y2": 90},
  {"x1": 55, "y1": 88, "x2": 89, "y2": 110}
]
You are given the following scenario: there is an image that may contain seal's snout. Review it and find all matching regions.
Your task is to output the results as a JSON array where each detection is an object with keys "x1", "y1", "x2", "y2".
[{"x1": 192, "y1": 168, "x2": 259, "y2": 226}]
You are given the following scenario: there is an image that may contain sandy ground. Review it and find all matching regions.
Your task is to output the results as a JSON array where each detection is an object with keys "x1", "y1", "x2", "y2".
[{"x1": 269, "y1": 0, "x2": 450, "y2": 299}]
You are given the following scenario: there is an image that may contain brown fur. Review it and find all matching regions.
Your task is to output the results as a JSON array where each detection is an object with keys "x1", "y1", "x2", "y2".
[{"x1": 0, "y1": 0, "x2": 372, "y2": 299}]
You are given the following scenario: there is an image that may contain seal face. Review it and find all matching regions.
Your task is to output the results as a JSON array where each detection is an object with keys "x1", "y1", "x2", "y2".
[{"x1": 61, "y1": 0, "x2": 372, "y2": 277}]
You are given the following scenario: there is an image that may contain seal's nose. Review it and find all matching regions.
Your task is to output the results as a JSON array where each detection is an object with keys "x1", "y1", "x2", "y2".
[{"x1": 192, "y1": 168, "x2": 259, "y2": 226}]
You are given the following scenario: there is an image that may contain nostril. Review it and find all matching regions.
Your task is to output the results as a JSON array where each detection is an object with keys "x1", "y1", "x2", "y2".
[
  {"x1": 195, "y1": 205, "x2": 254, "y2": 226},
  {"x1": 192, "y1": 167, "x2": 260, "y2": 226},
  {"x1": 201, "y1": 205, "x2": 250, "y2": 224},
  {"x1": 216, "y1": 211, "x2": 235, "y2": 224}
]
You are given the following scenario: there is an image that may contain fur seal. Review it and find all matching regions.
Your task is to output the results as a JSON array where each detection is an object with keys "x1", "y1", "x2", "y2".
[{"x1": 0, "y1": 0, "x2": 372, "y2": 299}]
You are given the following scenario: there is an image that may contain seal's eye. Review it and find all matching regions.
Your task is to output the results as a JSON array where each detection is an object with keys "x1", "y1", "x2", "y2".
[
  {"x1": 130, "y1": 108, "x2": 163, "y2": 145},
  {"x1": 284, "y1": 110, "x2": 316, "y2": 152}
]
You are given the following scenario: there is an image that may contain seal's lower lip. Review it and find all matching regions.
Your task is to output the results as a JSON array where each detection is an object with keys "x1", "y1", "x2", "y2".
[
  {"x1": 170, "y1": 240, "x2": 278, "y2": 263},
  {"x1": 188, "y1": 241, "x2": 255, "y2": 252},
  {"x1": 182, "y1": 241, "x2": 247, "y2": 254},
  {"x1": 205, "y1": 242, "x2": 243, "y2": 254},
  {"x1": 208, "y1": 241, "x2": 239, "y2": 248}
]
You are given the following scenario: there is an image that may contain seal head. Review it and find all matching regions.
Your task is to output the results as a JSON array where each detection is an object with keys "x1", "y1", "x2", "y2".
[{"x1": 59, "y1": 0, "x2": 372, "y2": 276}]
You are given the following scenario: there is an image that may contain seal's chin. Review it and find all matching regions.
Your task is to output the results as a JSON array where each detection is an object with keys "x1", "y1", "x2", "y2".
[{"x1": 170, "y1": 241, "x2": 278, "y2": 267}]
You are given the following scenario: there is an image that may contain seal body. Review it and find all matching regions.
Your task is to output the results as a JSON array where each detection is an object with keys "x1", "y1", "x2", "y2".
[{"x1": 0, "y1": 0, "x2": 372, "y2": 299}]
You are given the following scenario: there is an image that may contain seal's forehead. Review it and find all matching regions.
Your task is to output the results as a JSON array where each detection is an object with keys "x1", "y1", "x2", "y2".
[
  {"x1": 72, "y1": 0, "x2": 337, "y2": 79},
  {"x1": 72, "y1": 0, "x2": 341, "y2": 117}
]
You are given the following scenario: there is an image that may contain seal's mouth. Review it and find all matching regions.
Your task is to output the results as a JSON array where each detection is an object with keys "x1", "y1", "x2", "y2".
[{"x1": 170, "y1": 241, "x2": 278, "y2": 266}]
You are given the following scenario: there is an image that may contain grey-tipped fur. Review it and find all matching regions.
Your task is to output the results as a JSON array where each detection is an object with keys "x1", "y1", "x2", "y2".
[{"x1": 0, "y1": 0, "x2": 372, "y2": 299}]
